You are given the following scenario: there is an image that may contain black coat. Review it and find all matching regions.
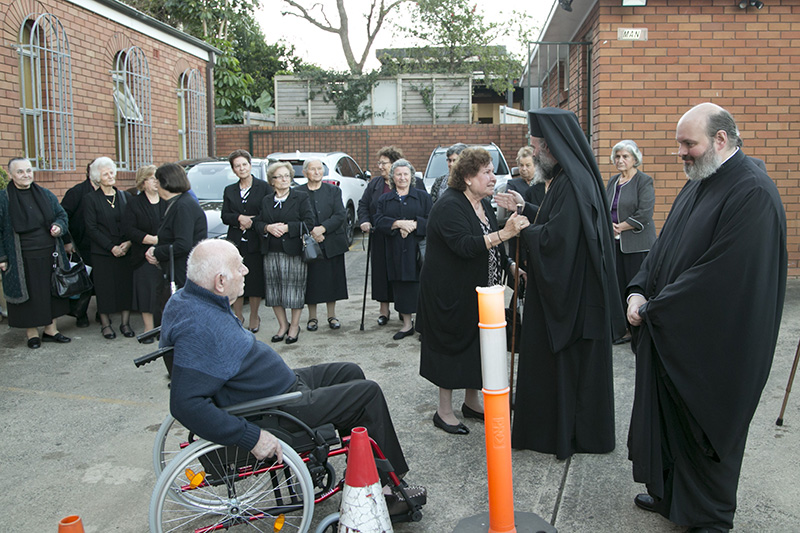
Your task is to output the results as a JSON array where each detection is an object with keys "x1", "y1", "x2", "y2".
[
  {"x1": 154, "y1": 193, "x2": 208, "y2": 288},
  {"x1": 254, "y1": 190, "x2": 314, "y2": 256},
  {"x1": 221, "y1": 177, "x2": 272, "y2": 254},
  {"x1": 122, "y1": 193, "x2": 165, "y2": 269},
  {"x1": 297, "y1": 183, "x2": 348, "y2": 258},
  {"x1": 375, "y1": 187, "x2": 431, "y2": 282},
  {"x1": 83, "y1": 187, "x2": 132, "y2": 257},
  {"x1": 60, "y1": 178, "x2": 96, "y2": 260}
]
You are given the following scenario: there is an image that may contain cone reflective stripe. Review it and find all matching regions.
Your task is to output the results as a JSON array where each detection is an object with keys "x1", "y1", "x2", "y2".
[
  {"x1": 58, "y1": 515, "x2": 85, "y2": 533},
  {"x1": 339, "y1": 427, "x2": 393, "y2": 532},
  {"x1": 477, "y1": 286, "x2": 517, "y2": 533}
]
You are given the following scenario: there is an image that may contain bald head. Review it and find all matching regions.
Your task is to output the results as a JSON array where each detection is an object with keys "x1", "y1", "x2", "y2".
[
  {"x1": 186, "y1": 240, "x2": 241, "y2": 293},
  {"x1": 676, "y1": 103, "x2": 740, "y2": 181},
  {"x1": 678, "y1": 103, "x2": 740, "y2": 153}
]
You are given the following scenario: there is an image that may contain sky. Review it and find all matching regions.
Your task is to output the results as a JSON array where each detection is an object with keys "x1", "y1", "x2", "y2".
[{"x1": 256, "y1": 0, "x2": 555, "y2": 72}]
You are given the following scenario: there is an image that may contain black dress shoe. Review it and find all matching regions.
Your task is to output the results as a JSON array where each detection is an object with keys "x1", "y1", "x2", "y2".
[
  {"x1": 461, "y1": 403, "x2": 484, "y2": 421},
  {"x1": 306, "y1": 318, "x2": 318, "y2": 331},
  {"x1": 27, "y1": 337, "x2": 41, "y2": 349},
  {"x1": 101, "y1": 325, "x2": 116, "y2": 339},
  {"x1": 634, "y1": 493, "x2": 657, "y2": 513},
  {"x1": 285, "y1": 332, "x2": 299, "y2": 344},
  {"x1": 393, "y1": 328, "x2": 414, "y2": 340},
  {"x1": 120, "y1": 323, "x2": 135, "y2": 338},
  {"x1": 328, "y1": 317, "x2": 341, "y2": 329},
  {"x1": 42, "y1": 332, "x2": 71, "y2": 343},
  {"x1": 271, "y1": 332, "x2": 287, "y2": 342},
  {"x1": 377, "y1": 314, "x2": 389, "y2": 326},
  {"x1": 76, "y1": 315, "x2": 90, "y2": 328},
  {"x1": 249, "y1": 317, "x2": 261, "y2": 333},
  {"x1": 433, "y1": 412, "x2": 469, "y2": 435}
]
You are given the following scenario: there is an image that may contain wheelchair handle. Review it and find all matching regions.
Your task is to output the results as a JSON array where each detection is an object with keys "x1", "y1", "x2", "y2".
[
  {"x1": 137, "y1": 326, "x2": 161, "y2": 344},
  {"x1": 134, "y1": 346, "x2": 174, "y2": 368}
]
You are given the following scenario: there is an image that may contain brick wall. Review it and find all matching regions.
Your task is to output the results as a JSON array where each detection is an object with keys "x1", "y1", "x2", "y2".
[
  {"x1": 216, "y1": 124, "x2": 530, "y2": 177},
  {"x1": 594, "y1": 0, "x2": 800, "y2": 276},
  {"x1": 0, "y1": 0, "x2": 209, "y2": 197}
]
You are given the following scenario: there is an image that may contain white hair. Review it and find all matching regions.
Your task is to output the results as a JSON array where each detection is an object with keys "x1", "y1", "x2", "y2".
[
  {"x1": 89, "y1": 157, "x2": 117, "y2": 184},
  {"x1": 186, "y1": 239, "x2": 238, "y2": 290}
]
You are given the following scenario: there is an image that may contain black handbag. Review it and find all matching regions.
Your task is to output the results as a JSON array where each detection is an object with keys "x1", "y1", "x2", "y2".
[
  {"x1": 51, "y1": 248, "x2": 93, "y2": 298},
  {"x1": 301, "y1": 222, "x2": 323, "y2": 263}
]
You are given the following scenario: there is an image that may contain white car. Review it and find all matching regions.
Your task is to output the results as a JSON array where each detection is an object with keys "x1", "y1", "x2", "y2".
[{"x1": 267, "y1": 151, "x2": 369, "y2": 245}]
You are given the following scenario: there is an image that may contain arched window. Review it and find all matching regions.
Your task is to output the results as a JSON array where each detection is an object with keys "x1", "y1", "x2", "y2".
[
  {"x1": 177, "y1": 68, "x2": 207, "y2": 160},
  {"x1": 112, "y1": 46, "x2": 152, "y2": 170},
  {"x1": 18, "y1": 13, "x2": 76, "y2": 170}
]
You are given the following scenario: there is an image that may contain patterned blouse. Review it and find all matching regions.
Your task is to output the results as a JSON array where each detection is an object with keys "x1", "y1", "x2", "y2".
[{"x1": 478, "y1": 218, "x2": 502, "y2": 286}]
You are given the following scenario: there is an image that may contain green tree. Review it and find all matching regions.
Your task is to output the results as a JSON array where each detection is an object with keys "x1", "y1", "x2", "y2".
[{"x1": 385, "y1": 0, "x2": 536, "y2": 94}]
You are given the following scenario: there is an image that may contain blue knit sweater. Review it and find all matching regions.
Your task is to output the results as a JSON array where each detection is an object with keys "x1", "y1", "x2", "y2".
[{"x1": 162, "y1": 280, "x2": 296, "y2": 451}]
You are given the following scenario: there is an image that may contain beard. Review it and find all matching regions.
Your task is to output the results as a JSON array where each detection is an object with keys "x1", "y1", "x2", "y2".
[
  {"x1": 533, "y1": 150, "x2": 557, "y2": 185},
  {"x1": 683, "y1": 144, "x2": 721, "y2": 181}
]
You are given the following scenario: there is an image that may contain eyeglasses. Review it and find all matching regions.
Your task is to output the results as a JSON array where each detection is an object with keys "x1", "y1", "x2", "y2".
[
  {"x1": 273, "y1": 174, "x2": 292, "y2": 180},
  {"x1": 376, "y1": 161, "x2": 391, "y2": 167}
]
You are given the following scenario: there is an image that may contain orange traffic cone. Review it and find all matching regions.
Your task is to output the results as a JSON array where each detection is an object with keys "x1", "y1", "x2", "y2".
[
  {"x1": 58, "y1": 515, "x2": 85, "y2": 533},
  {"x1": 338, "y1": 427, "x2": 393, "y2": 532}
]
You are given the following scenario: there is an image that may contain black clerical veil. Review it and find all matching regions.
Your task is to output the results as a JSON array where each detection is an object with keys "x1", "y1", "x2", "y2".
[{"x1": 528, "y1": 108, "x2": 626, "y2": 340}]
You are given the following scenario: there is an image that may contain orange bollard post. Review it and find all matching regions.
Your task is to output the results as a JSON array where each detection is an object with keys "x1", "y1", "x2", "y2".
[{"x1": 58, "y1": 515, "x2": 85, "y2": 533}]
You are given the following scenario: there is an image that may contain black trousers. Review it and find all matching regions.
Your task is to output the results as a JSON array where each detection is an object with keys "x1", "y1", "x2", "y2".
[{"x1": 282, "y1": 362, "x2": 409, "y2": 478}]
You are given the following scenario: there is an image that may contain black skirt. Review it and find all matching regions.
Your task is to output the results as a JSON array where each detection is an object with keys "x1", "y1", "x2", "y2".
[
  {"x1": 305, "y1": 254, "x2": 348, "y2": 304},
  {"x1": 240, "y1": 248, "x2": 265, "y2": 299},
  {"x1": 92, "y1": 254, "x2": 133, "y2": 314},
  {"x1": 7, "y1": 247, "x2": 69, "y2": 328},
  {"x1": 131, "y1": 261, "x2": 163, "y2": 314},
  {"x1": 391, "y1": 280, "x2": 418, "y2": 315}
]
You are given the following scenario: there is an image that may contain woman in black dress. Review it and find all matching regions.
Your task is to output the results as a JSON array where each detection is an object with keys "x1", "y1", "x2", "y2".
[
  {"x1": 375, "y1": 159, "x2": 432, "y2": 341},
  {"x1": 0, "y1": 158, "x2": 71, "y2": 348},
  {"x1": 122, "y1": 165, "x2": 165, "y2": 338},
  {"x1": 254, "y1": 162, "x2": 314, "y2": 344},
  {"x1": 221, "y1": 149, "x2": 271, "y2": 332},
  {"x1": 145, "y1": 163, "x2": 207, "y2": 292},
  {"x1": 417, "y1": 148, "x2": 528, "y2": 434},
  {"x1": 84, "y1": 157, "x2": 134, "y2": 340},
  {"x1": 297, "y1": 158, "x2": 349, "y2": 331}
]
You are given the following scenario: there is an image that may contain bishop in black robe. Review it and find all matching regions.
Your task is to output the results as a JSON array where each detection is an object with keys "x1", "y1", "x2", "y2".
[
  {"x1": 509, "y1": 108, "x2": 626, "y2": 459},
  {"x1": 627, "y1": 103, "x2": 787, "y2": 531}
]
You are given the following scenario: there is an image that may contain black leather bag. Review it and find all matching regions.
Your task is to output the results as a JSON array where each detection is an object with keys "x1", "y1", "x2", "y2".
[
  {"x1": 301, "y1": 222, "x2": 323, "y2": 263},
  {"x1": 51, "y1": 249, "x2": 93, "y2": 298}
]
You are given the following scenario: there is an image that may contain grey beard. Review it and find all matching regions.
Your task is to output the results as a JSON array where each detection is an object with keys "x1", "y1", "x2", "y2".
[
  {"x1": 684, "y1": 147, "x2": 721, "y2": 181},
  {"x1": 534, "y1": 151, "x2": 558, "y2": 184}
]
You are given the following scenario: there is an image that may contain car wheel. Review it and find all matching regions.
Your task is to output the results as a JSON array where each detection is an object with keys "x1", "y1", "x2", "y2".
[{"x1": 345, "y1": 203, "x2": 355, "y2": 246}]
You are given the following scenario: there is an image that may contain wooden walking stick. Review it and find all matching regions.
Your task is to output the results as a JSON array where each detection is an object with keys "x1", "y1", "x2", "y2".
[
  {"x1": 776, "y1": 335, "x2": 800, "y2": 426},
  {"x1": 359, "y1": 231, "x2": 372, "y2": 331},
  {"x1": 508, "y1": 204, "x2": 525, "y2": 403}
]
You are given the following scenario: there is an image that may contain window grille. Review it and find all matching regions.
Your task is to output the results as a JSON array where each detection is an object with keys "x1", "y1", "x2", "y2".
[
  {"x1": 18, "y1": 13, "x2": 76, "y2": 170},
  {"x1": 112, "y1": 46, "x2": 152, "y2": 171},
  {"x1": 178, "y1": 69, "x2": 207, "y2": 160}
]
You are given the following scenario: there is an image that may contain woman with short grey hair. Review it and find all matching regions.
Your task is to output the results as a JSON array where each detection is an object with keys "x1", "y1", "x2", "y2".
[{"x1": 605, "y1": 139, "x2": 656, "y2": 344}]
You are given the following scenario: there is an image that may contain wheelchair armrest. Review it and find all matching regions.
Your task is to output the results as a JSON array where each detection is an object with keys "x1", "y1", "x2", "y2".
[
  {"x1": 224, "y1": 391, "x2": 303, "y2": 417},
  {"x1": 134, "y1": 346, "x2": 173, "y2": 368}
]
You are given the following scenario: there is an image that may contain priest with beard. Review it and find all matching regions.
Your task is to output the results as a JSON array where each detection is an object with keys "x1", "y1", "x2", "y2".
[
  {"x1": 496, "y1": 108, "x2": 626, "y2": 459},
  {"x1": 626, "y1": 103, "x2": 786, "y2": 533}
]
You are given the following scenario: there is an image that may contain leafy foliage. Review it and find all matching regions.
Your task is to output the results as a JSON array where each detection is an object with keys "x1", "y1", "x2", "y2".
[{"x1": 296, "y1": 69, "x2": 381, "y2": 124}]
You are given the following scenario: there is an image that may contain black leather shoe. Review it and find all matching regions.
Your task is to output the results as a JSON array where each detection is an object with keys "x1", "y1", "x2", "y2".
[
  {"x1": 27, "y1": 337, "x2": 41, "y2": 349},
  {"x1": 393, "y1": 328, "x2": 414, "y2": 340},
  {"x1": 306, "y1": 318, "x2": 318, "y2": 331},
  {"x1": 634, "y1": 493, "x2": 657, "y2": 513},
  {"x1": 271, "y1": 332, "x2": 286, "y2": 342},
  {"x1": 76, "y1": 315, "x2": 90, "y2": 328},
  {"x1": 377, "y1": 315, "x2": 389, "y2": 326},
  {"x1": 461, "y1": 403, "x2": 484, "y2": 421},
  {"x1": 42, "y1": 332, "x2": 71, "y2": 343},
  {"x1": 101, "y1": 325, "x2": 116, "y2": 339},
  {"x1": 433, "y1": 412, "x2": 469, "y2": 435},
  {"x1": 285, "y1": 328, "x2": 300, "y2": 344},
  {"x1": 120, "y1": 323, "x2": 135, "y2": 338},
  {"x1": 328, "y1": 317, "x2": 341, "y2": 330}
]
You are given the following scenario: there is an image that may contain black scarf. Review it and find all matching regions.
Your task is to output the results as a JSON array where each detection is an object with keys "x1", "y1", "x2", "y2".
[{"x1": 7, "y1": 181, "x2": 55, "y2": 234}]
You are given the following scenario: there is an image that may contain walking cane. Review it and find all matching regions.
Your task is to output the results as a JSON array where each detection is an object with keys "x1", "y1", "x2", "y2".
[
  {"x1": 169, "y1": 244, "x2": 177, "y2": 295},
  {"x1": 508, "y1": 205, "x2": 525, "y2": 405},
  {"x1": 776, "y1": 336, "x2": 800, "y2": 426},
  {"x1": 359, "y1": 231, "x2": 372, "y2": 331}
]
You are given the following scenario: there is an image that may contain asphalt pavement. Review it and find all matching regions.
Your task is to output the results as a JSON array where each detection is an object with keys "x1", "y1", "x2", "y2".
[{"x1": 1, "y1": 232, "x2": 799, "y2": 532}]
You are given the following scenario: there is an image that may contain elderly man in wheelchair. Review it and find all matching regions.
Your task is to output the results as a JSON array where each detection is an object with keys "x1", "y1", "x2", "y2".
[{"x1": 146, "y1": 239, "x2": 425, "y2": 532}]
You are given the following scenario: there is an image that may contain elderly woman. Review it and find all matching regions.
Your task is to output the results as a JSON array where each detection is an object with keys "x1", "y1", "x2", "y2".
[
  {"x1": 84, "y1": 157, "x2": 134, "y2": 339},
  {"x1": 375, "y1": 159, "x2": 432, "y2": 340},
  {"x1": 297, "y1": 158, "x2": 349, "y2": 331},
  {"x1": 502, "y1": 145, "x2": 546, "y2": 265},
  {"x1": 0, "y1": 157, "x2": 71, "y2": 348},
  {"x1": 605, "y1": 140, "x2": 656, "y2": 344},
  {"x1": 254, "y1": 162, "x2": 314, "y2": 344},
  {"x1": 417, "y1": 147, "x2": 528, "y2": 434},
  {"x1": 122, "y1": 164, "x2": 165, "y2": 338},
  {"x1": 221, "y1": 149, "x2": 272, "y2": 332},
  {"x1": 145, "y1": 163, "x2": 207, "y2": 293},
  {"x1": 429, "y1": 143, "x2": 468, "y2": 203}
]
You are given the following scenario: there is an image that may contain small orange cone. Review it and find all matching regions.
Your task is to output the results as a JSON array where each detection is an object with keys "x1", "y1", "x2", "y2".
[
  {"x1": 58, "y1": 515, "x2": 85, "y2": 533},
  {"x1": 338, "y1": 427, "x2": 393, "y2": 532}
]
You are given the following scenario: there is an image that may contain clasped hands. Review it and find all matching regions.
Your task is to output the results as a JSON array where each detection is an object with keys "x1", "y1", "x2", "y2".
[
  {"x1": 266, "y1": 223, "x2": 289, "y2": 238},
  {"x1": 393, "y1": 219, "x2": 417, "y2": 239},
  {"x1": 112, "y1": 240, "x2": 132, "y2": 258}
]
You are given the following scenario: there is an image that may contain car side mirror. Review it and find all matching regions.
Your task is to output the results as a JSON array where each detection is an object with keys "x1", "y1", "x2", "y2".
[{"x1": 511, "y1": 166, "x2": 520, "y2": 177}]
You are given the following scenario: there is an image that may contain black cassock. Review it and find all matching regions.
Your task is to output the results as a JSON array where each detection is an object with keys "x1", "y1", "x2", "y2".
[
  {"x1": 511, "y1": 169, "x2": 621, "y2": 459},
  {"x1": 627, "y1": 150, "x2": 786, "y2": 530}
]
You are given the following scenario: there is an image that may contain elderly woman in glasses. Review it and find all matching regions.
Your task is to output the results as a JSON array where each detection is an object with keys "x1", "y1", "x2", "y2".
[{"x1": 254, "y1": 162, "x2": 314, "y2": 344}]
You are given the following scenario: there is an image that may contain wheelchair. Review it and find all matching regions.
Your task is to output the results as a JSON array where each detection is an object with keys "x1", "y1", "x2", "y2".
[{"x1": 136, "y1": 328, "x2": 425, "y2": 533}]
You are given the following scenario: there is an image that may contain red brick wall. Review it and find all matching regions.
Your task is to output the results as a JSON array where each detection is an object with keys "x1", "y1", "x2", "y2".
[
  {"x1": 0, "y1": 0, "x2": 209, "y2": 197},
  {"x1": 216, "y1": 124, "x2": 530, "y2": 177},
  {"x1": 595, "y1": 0, "x2": 800, "y2": 275}
]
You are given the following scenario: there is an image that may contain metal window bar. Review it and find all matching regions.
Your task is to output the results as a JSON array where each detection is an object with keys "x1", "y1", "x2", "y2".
[
  {"x1": 181, "y1": 69, "x2": 207, "y2": 159},
  {"x1": 18, "y1": 13, "x2": 76, "y2": 170},
  {"x1": 113, "y1": 46, "x2": 152, "y2": 171}
]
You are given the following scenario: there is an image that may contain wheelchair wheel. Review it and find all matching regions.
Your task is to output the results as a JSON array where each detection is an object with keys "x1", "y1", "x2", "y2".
[
  {"x1": 149, "y1": 438, "x2": 314, "y2": 533},
  {"x1": 152, "y1": 414, "x2": 194, "y2": 476}
]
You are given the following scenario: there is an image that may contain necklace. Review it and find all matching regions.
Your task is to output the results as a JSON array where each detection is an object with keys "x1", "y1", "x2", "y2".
[{"x1": 106, "y1": 194, "x2": 116, "y2": 209}]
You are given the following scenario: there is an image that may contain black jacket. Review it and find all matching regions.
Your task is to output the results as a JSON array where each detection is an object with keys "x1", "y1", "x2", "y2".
[
  {"x1": 298, "y1": 183, "x2": 349, "y2": 258},
  {"x1": 154, "y1": 193, "x2": 208, "y2": 288},
  {"x1": 221, "y1": 177, "x2": 272, "y2": 254},
  {"x1": 122, "y1": 192, "x2": 165, "y2": 269},
  {"x1": 83, "y1": 187, "x2": 132, "y2": 257},
  {"x1": 254, "y1": 190, "x2": 314, "y2": 257}
]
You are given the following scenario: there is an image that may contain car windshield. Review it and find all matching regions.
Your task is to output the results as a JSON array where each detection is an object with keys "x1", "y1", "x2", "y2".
[
  {"x1": 187, "y1": 162, "x2": 264, "y2": 200},
  {"x1": 426, "y1": 148, "x2": 508, "y2": 178}
]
